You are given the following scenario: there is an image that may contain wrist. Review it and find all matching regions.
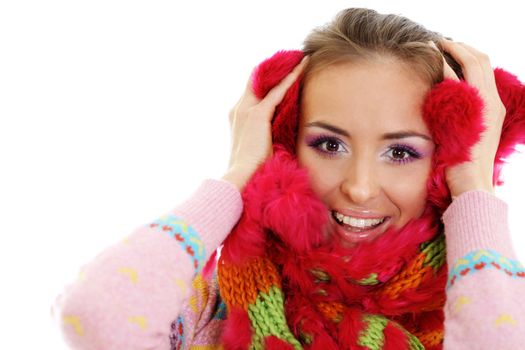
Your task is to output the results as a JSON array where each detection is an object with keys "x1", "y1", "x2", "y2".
[
  {"x1": 450, "y1": 183, "x2": 495, "y2": 199},
  {"x1": 447, "y1": 166, "x2": 495, "y2": 199},
  {"x1": 221, "y1": 166, "x2": 255, "y2": 192}
]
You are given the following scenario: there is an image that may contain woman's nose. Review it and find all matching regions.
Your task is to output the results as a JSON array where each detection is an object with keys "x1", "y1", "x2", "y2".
[{"x1": 340, "y1": 158, "x2": 381, "y2": 204}]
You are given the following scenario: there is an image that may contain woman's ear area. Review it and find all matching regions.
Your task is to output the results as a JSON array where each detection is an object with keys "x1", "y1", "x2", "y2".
[
  {"x1": 423, "y1": 79, "x2": 486, "y2": 167},
  {"x1": 250, "y1": 50, "x2": 306, "y2": 100},
  {"x1": 247, "y1": 50, "x2": 308, "y2": 154},
  {"x1": 421, "y1": 78, "x2": 486, "y2": 210}
]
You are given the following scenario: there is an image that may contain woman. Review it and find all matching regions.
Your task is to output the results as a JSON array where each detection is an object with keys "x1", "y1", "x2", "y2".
[{"x1": 53, "y1": 8, "x2": 525, "y2": 349}]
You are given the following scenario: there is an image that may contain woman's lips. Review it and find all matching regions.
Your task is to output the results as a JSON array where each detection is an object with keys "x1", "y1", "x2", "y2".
[{"x1": 330, "y1": 212, "x2": 391, "y2": 246}]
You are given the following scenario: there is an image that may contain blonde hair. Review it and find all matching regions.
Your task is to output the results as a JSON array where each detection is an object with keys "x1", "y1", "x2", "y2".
[{"x1": 301, "y1": 8, "x2": 463, "y2": 86}]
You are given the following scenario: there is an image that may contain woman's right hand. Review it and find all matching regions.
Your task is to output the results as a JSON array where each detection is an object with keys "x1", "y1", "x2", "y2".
[{"x1": 222, "y1": 56, "x2": 309, "y2": 191}]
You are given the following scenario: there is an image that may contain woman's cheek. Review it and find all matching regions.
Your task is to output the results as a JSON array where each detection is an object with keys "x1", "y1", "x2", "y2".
[
  {"x1": 305, "y1": 158, "x2": 343, "y2": 198},
  {"x1": 388, "y1": 163, "x2": 431, "y2": 219}
]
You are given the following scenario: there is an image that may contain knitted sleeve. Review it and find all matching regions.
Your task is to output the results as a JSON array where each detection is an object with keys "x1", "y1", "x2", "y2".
[
  {"x1": 441, "y1": 190, "x2": 525, "y2": 349},
  {"x1": 51, "y1": 179, "x2": 243, "y2": 350}
]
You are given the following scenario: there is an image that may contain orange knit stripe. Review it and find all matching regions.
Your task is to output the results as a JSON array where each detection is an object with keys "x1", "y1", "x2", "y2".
[
  {"x1": 378, "y1": 252, "x2": 435, "y2": 299},
  {"x1": 217, "y1": 257, "x2": 280, "y2": 311},
  {"x1": 414, "y1": 329, "x2": 444, "y2": 347},
  {"x1": 252, "y1": 257, "x2": 281, "y2": 293},
  {"x1": 316, "y1": 301, "x2": 346, "y2": 323},
  {"x1": 217, "y1": 261, "x2": 259, "y2": 310}
]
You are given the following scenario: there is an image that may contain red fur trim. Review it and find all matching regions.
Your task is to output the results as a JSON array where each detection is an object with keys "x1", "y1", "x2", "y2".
[
  {"x1": 221, "y1": 145, "x2": 329, "y2": 264},
  {"x1": 285, "y1": 294, "x2": 340, "y2": 348},
  {"x1": 264, "y1": 336, "x2": 295, "y2": 350},
  {"x1": 252, "y1": 50, "x2": 305, "y2": 154},
  {"x1": 221, "y1": 307, "x2": 252, "y2": 350},
  {"x1": 252, "y1": 50, "x2": 304, "y2": 100},
  {"x1": 383, "y1": 322, "x2": 410, "y2": 350},
  {"x1": 309, "y1": 333, "x2": 339, "y2": 350},
  {"x1": 493, "y1": 68, "x2": 525, "y2": 186},
  {"x1": 258, "y1": 146, "x2": 329, "y2": 252},
  {"x1": 423, "y1": 79, "x2": 486, "y2": 166},
  {"x1": 337, "y1": 308, "x2": 369, "y2": 349},
  {"x1": 423, "y1": 79, "x2": 484, "y2": 211}
]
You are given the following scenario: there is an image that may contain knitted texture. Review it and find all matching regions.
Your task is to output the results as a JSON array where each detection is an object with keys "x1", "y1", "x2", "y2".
[{"x1": 217, "y1": 50, "x2": 525, "y2": 350}]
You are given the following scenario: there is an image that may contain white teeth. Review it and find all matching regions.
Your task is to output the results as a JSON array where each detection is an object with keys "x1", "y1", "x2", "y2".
[{"x1": 334, "y1": 211, "x2": 385, "y2": 228}]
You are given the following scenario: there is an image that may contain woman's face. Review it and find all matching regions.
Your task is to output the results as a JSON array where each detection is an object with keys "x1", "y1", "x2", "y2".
[{"x1": 296, "y1": 59, "x2": 435, "y2": 248}]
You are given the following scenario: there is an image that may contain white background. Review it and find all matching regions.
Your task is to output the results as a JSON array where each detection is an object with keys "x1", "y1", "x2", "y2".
[{"x1": 1, "y1": 1, "x2": 524, "y2": 348}]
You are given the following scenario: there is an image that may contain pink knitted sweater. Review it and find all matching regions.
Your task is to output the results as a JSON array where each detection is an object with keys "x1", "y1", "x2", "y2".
[{"x1": 52, "y1": 178, "x2": 525, "y2": 349}]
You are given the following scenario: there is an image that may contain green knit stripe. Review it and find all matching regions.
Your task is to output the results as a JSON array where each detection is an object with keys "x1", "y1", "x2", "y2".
[
  {"x1": 247, "y1": 285, "x2": 303, "y2": 350},
  {"x1": 406, "y1": 330, "x2": 425, "y2": 350},
  {"x1": 358, "y1": 272, "x2": 380, "y2": 285},
  {"x1": 389, "y1": 320, "x2": 425, "y2": 350},
  {"x1": 422, "y1": 233, "x2": 446, "y2": 271},
  {"x1": 357, "y1": 314, "x2": 388, "y2": 350},
  {"x1": 358, "y1": 314, "x2": 426, "y2": 350}
]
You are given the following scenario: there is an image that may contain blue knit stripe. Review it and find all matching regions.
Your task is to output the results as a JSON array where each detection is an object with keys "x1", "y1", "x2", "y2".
[
  {"x1": 149, "y1": 214, "x2": 206, "y2": 272},
  {"x1": 447, "y1": 249, "x2": 525, "y2": 289}
]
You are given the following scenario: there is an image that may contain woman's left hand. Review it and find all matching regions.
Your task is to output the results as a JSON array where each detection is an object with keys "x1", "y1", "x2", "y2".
[{"x1": 439, "y1": 39, "x2": 506, "y2": 198}]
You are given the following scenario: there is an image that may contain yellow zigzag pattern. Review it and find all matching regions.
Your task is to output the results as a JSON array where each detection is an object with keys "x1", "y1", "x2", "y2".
[
  {"x1": 189, "y1": 275, "x2": 209, "y2": 313},
  {"x1": 498, "y1": 256, "x2": 513, "y2": 268},
  {"x1": 455, "y1": 250, "x2": 516, "y2": 270},
  {"x1": 161, "y1": 216, "x2": 188, "y2": 234},
  {"x1": 63, "y1": 315, "x2": 84, "y2": 336},
  {"x1": 128, "y1": 315, "x2": 148, "y2": 330},
  {"x1": 454, "y1": 258, "x2": 470, "y2": 270},
  {"x1": 494, "y1": 314, "x2": 517, "y2": 327},
  {"x1": 175, "y1": 278, "x2": 188, "y2": 295},
  {"x1": 117, "y1": 267, "x2": 138, "y2": 284},
  {"x1": 189, "y1": 236, "x2": 204, "y2": 256},
  {"x1": 472, "y1": 250, "x2": 493, "y2": 261},
  {"x1": 454, "y1": 296, "x2": 471, "y2": 312}
]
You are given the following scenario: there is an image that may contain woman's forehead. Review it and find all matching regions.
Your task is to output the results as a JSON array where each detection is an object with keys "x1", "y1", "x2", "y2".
[{"x1": 300, "y1": 61, "x2": 431, "y2": 130}]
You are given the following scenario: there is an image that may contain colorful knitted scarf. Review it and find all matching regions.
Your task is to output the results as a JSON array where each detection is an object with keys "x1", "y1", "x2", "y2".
[{"x1": 216, "y1": 50, "x2": 525, "y2": 350}]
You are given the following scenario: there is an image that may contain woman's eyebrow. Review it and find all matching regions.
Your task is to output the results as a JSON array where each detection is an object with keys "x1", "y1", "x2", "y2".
[{"x1": 305, "y1": 121, "x2": 432, "y2": 141}]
